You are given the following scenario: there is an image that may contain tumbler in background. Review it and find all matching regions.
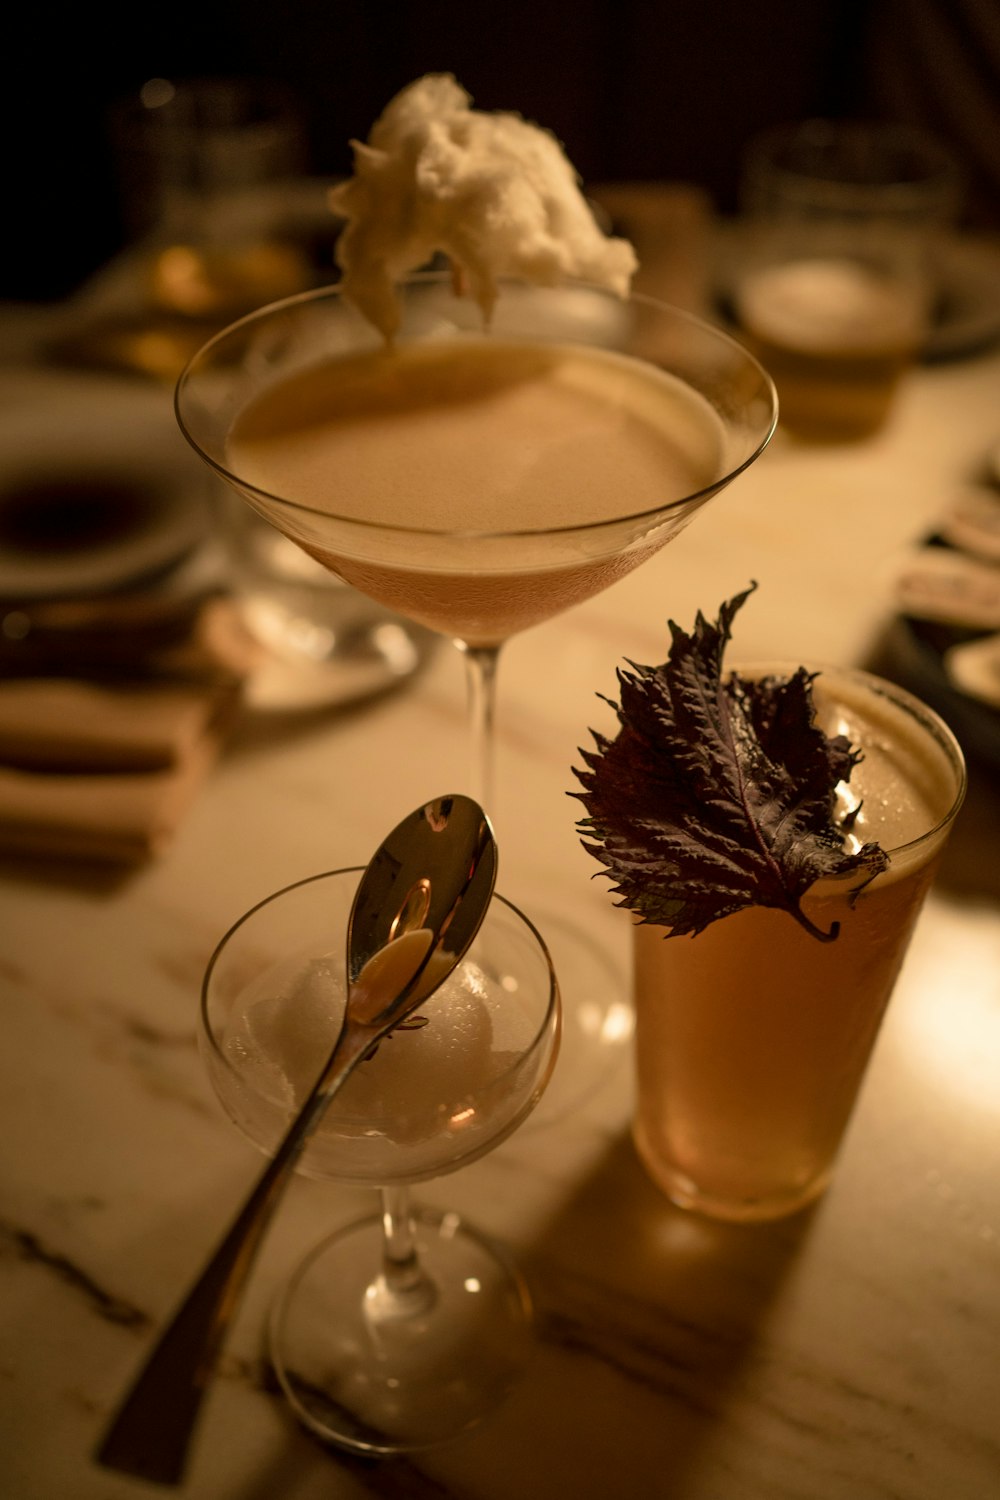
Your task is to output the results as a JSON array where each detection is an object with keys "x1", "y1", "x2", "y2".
[
  {"x1": 111, "y1": 77, "x2": 313, "y2": 322},
  {"x1": 733, "y1": 120, "x2": 960, "y2": 441}
]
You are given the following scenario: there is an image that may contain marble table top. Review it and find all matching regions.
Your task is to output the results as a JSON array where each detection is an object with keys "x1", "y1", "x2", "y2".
[{"x1": 2, "y1": 232, "x2": 999, "y2": 1500}]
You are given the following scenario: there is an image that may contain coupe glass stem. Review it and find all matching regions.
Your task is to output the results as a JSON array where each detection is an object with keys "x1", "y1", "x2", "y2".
[
  {"x1": 369, "y1": 1185, "x2": 437, "y2": 1321},
  {"x1": 457, "y1": 641, "x2": 502, "y2": 815}
]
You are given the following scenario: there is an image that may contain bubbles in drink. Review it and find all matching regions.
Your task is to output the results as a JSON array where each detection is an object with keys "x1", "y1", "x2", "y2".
[{"x1": 813, "y1": 672, "x2": 960, "y2": 860}]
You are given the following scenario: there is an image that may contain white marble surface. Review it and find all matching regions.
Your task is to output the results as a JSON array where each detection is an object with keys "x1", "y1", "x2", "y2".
[{"x1": 2, "y1": 243, "x2": 1000, "y2": 1500}]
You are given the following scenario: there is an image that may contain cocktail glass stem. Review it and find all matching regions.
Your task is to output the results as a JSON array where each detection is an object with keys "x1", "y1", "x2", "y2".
[
  {"x1": 368, "y1": 1185, "x2": 437, "y2": 1321},
  {"x1": 457, "y1": 641, "x2": 501, "y2": 813}
]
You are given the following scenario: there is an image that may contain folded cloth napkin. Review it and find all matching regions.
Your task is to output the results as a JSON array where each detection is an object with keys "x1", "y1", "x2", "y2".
[
  {"x1": 0, "y1": 678, "x2": 226, "y2": 771},
  {"x1": 0, "y1": 597, "x2": 257, "y2": 863},
  {"x1": 0, "y1": 711, "x2": 221, "y2": 862}
]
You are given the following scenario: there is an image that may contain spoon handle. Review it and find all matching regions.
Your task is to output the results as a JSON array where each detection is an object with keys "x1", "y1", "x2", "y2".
[{"x1": 94, "y1": 1027, "x2": 373, "y2": 1486}]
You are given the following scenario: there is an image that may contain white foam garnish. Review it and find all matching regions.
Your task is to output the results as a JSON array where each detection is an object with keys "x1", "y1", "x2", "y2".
[
  {"x1": 222, "y1": 945, "x2": 526, "y2": 1145},
  {"x1": 223, "y1": 954, "x2": 340, "y2": 1108},
  {"x1": 329, "y1": 73, "x2": 637, "y2": 340}
]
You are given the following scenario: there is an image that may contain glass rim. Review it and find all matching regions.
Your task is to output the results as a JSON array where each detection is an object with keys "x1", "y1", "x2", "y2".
[
  {"x1": 742, "y1": 118, "x2": 960, "y2": 207},
  {"x1": 729, "y1": 659, "x2": 967, "y2": 861},
  {"x1": 200, "y1": 864, "x2": 561, "y2": 1113},
  {"x1": 175, "y1": 270, "x2": 778, "y2": 545}
]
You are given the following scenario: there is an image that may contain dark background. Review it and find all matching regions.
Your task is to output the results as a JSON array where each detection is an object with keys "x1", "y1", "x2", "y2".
[{"x1": 7, "y1": 0, "x2": 999, "y2": 302}]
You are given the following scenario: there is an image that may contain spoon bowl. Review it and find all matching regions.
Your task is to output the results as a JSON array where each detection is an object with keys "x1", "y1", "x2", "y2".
[{"x1": 347, "y1": 791, "x2": 497, "y2": 1018}]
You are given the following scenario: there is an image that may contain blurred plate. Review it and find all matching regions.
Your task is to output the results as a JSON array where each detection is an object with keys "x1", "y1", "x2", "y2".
[
  {"x1": 925, "y1": 236, "x2": 1000, "y2": 362},
  {"x1": 885, "y1": 614, "x2": 1000, "y2": 774},
  {"x1": 242, "y1": 627, "x2": 436, "y2": 714},
  {"x1": 882, "y1": 537, "x2": 1000, "y2": 774},
  {"x1": 238, "y1": 593, "x2": 438, "y2": 714},
  {"x1": 0, "y1": 376, "x2": 211, "y2": 600}
]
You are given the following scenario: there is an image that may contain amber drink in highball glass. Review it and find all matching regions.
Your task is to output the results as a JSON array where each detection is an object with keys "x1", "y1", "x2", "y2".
[{"x1": 632, "y1": 665, "x2": 965, "y2": 1223}]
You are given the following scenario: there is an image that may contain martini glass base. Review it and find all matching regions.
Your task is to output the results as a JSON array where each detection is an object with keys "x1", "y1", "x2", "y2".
[{"x1": 269, "y1": 1206, "x2": 533, "y2": 1455}]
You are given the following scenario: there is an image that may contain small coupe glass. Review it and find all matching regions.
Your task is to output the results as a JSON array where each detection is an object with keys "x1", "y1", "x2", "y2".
[{"x1": 200, "y1": 866, "x2": 560, "y2": 1453}]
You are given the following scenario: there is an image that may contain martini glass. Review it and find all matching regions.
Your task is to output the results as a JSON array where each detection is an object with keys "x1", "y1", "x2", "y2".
[
  {"x1": 200, "y1": 865, "x2": 560, "y2": 1453},
  {"x1": 177, "y1": 274, "x2": 777, "y2": 1110}
]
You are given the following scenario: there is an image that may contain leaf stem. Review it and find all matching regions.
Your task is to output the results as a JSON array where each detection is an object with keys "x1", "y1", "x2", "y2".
[{"x1": 791, "y1": 907, "x2": 840, "y2": 943}]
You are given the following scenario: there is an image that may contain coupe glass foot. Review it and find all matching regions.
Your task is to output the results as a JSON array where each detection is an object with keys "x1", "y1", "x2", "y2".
[{"x1": 270, "y1": 1206, "x2": 533, "y2": 1455}]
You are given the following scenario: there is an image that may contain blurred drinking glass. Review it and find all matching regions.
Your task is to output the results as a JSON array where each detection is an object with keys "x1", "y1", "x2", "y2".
[
  {"x1": 111, "y1": 76, "x2": 313, "y2": 323},
  {"x1": 733, "y1": 119, "x2": 961, "y2": 441}
]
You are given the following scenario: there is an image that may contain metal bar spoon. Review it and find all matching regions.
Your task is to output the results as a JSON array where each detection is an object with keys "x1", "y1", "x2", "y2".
[{"x1": 95, "y1": 793, "x2": 498, "y2": 1486}]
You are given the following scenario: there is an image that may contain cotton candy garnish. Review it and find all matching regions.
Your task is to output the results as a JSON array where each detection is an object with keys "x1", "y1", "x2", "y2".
[{"x1": 329, "y1": 73, "x2": 637, "y2": 339}]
